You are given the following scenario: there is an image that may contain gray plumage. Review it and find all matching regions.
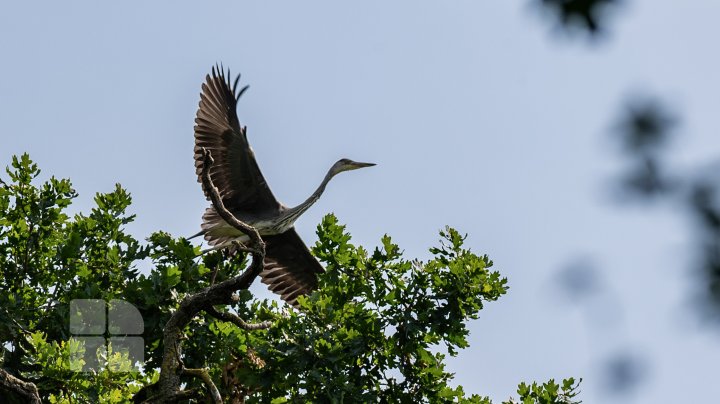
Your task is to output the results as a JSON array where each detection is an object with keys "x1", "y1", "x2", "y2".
[{"x1": 193, "y1": 66, "x2": 374, "y2": 306}]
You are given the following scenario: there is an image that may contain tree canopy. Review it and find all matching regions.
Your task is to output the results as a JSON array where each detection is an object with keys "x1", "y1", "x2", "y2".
[{"x1": 0, "y1": 154, "x2": 580, "y2": 403}]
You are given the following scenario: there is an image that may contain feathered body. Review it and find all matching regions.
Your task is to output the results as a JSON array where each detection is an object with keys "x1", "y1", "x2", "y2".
[{"x1": 193, "y1": 66, "x2": 374, "y2": 306}]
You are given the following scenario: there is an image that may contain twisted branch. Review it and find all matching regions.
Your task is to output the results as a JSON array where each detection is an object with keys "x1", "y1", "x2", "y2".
[
  {"x1": 204, "y1": 305, "x2": 272, "y2": 331},
  {"x1": 141, "y1": 149, "x2": 268, "y2": 403},
  {"x1": 201, "y1": 151, "x2": 263, "y2": 252},
  {"x1": 183, "y1": 368, "x2": 222, "y2": 404},
  {"x1": 0, "y1": 368, "x2": 41, "y2": 404}
]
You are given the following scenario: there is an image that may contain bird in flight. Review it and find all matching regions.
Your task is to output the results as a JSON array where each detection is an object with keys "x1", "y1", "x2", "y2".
[{"x1": 193, "y1": 66, "x2": 375, "y2": 306}]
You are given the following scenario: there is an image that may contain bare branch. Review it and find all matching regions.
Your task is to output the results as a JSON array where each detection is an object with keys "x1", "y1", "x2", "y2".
[
  {"x1": 205, "y1": 305, "x2": 272, "y2": 331},
  {"x1": 141, "y1": 149, "x2": 268, "y2": 403},
  {"x1": 0, "y1": 368, "x2": 41, "y2": 404},
  {"x1": 1, "y1": 307, "x2": 31, "y2": 337},
  {"x1": 200, "y1": 148, "x2": 263, "y2": 248},
  {"x1": 184, "y1": 367, "x2": 222, "y2": 404},
  {"x1": 138, "y1": 388, "x2": 202, "y2": 403}
]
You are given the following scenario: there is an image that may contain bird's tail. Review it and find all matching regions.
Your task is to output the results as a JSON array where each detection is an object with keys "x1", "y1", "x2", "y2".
[
  {"x1": 187, "y1": 229, "x2": 206, "y2": 240},
  {"x1": 187, "y1": 207, "x2": 219, "y2": 239}
]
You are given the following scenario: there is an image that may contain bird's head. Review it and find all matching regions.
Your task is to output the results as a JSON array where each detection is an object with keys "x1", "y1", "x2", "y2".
[{"x1": 330, "y1": 158, "x2": 376, "y2": 177}]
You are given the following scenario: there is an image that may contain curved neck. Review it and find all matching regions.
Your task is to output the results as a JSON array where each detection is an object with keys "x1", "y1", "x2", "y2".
[{"x1": 281, "y1": 168, "x2": 336, "y2": 223}]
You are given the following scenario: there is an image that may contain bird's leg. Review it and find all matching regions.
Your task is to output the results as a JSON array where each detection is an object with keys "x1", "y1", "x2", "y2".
[
  {"x1": 231, "y1": 240, "x2": 249, "y2": 252},
  {"x1": 198, "y1": 239, "x2": 255, "y2": 256},
  {"x1": 208, "y1": 240, "x2": 254, "y2": 285}
]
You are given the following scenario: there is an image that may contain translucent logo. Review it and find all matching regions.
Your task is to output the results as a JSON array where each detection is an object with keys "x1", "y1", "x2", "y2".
[{"x1": 69, "y1": 299, "x2": 144, "y2": 372}]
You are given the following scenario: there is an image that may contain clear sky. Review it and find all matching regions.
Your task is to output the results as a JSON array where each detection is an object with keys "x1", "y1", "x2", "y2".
[{"x1": 2, "y1": 1, "x2": 719, "y2": 402}]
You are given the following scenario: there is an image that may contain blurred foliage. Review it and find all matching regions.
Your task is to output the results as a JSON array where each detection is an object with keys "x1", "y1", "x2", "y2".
[
  {"x1": 600, "y1": 352, "x2": 646, "y2": 396},
  {"x1": 611, "y1": 95, "x2": 720, "y2": 323},
  {"x1": 550, "y1": 97, "x2": 679, "y2": 399},
  {"x1": 615, "y1": 98, "x2": 677, "y2": 154},
  {"x1": 688, "y1": 182, "x2": 720, "y2": 321},
  {"x1": 555, "y1": 258, "x2": 602, "y2": 302},
  {"x1": 535, "y1": 0, "x2": 622, "y2": 36},
  {"x1": 613, "y1": 97, "x2": 678, "y2": 198},
  {"x1": 0, "y1": 154, "x2": 580, "y2": 402}
]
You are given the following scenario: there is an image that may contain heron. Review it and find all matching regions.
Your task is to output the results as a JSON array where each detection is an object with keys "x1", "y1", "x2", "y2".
[{"x1": 192, "y1": 66, "x2": 375, "y2": 306}]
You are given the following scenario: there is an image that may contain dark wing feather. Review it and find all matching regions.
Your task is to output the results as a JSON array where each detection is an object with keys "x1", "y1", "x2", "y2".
[
  {"x1": 194, "y1": 65, "x2": 281, "y2": 214},
  {"x1": 261, "y1": 228, "x2": 325, "y2": 306}
]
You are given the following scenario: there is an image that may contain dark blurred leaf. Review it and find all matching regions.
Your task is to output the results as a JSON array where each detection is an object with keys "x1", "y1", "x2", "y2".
[
  {"x1": 601, "y1": 351, "x2": 648, "y2": 396},
  {"x1": 619, "y1": 156, "x2": 675, "y2": 198},
  {"x1": 690, "y1": 183, "x2": 720, "y2": 234},
  {"x1": 556, "y1": 257, "x2": 602, "y2": 301},
  {"x1": 536, "y1": 0, "x2": 622, "y2": 35},
  {"x1": 612, "y1": 96, "x2": 678, "y2": 199},
  {"x1": 615, "y1": 97, "x2": 677, "y2": 155}
]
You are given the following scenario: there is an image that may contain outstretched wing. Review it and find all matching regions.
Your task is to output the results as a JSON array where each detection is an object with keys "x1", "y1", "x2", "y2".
[
  {"x1": 194, "y1": 65, "x2": 281, "y2": 215},
  {"x1": 261, "y1": 228, "x2": 325, "y2": 306}
]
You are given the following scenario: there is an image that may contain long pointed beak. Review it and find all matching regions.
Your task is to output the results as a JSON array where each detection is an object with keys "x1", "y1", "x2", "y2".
[{"x1": 352, "y1": 162, "x2": 376, "y2": 169}]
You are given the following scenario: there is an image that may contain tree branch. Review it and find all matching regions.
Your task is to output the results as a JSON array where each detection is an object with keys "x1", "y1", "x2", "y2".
[
  {"x1": 183, "y1": 367, "x2": 222, "y2": 404},
  {"x1": 204, "y1": 305, "x2": 272, "y2": 331},
  {"x1": 143, "y1": 148, "x2": 267, "y2": 403},
  {"x1": 138, "y1": 388, "x2": 202, "y2": 403},
  {"x1": 201, "y1": 150, "x2": 263, "y2": 250},
  {"x1": 0, "y1": 368, "x2": 41, "y2": 404}
]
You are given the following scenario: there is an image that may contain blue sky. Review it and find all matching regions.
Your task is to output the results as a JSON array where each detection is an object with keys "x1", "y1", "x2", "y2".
[{"x1": 2, "y1": 1, "x2": 719, "y2": 402}]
